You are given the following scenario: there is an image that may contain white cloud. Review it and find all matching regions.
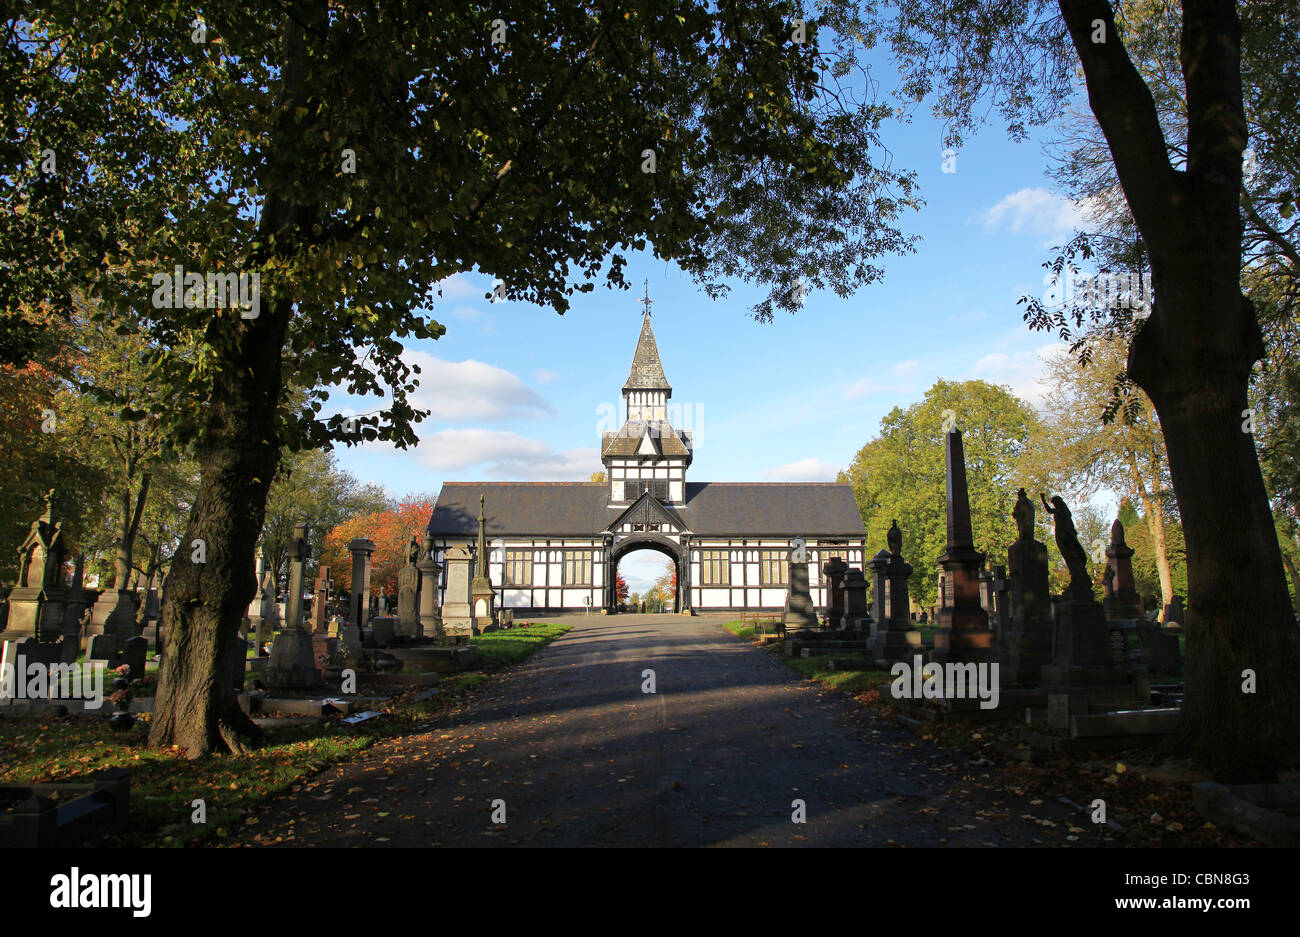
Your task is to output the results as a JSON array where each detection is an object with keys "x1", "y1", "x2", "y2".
[
  {"x1": 433, "y1": 274, "x2": 486, "y2": 301},
  {"x1": 968, "y1": 342, "x2": 1068, "y2": 407},
  {"x1": 534, "y1": 369, "x2": 559, "y2": 385},
  {"x1": 413, "y1": 428, "x2": 599, "y2": 479},
  {"x1": 976, "y1": 187, "x2": 1084, "y2": 240},
  {"x1": 762, "y1": 457, "x2": 840, "y2": 481},
  {"x1": 893, "y1": 360, "x2": 919, "y2": 379},
  {"x1": 404, "y1": 351, "x2": 555, "y2": 423}
]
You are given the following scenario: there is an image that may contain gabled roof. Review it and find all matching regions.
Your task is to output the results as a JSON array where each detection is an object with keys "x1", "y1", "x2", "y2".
[
  {"x1": 601, "y1": 420, "x2": 692, "y2": 458},
  {"x1": 609, "y1": 490, "x2": 689, "y2": 532},
  {"x1": 623, "y1": 313, "x2": 671, "y2": 393},
  {"x1": 428, "y1": 482, "x2": 866, "y2": 538}
]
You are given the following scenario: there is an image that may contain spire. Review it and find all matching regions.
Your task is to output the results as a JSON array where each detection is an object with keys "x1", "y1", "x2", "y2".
[
  {"x1": 476, "y1": 493, "x2": 487, "y2": 571},
  {"x1": 623, "y1": 298, "x2": 671, "y2": 393}
]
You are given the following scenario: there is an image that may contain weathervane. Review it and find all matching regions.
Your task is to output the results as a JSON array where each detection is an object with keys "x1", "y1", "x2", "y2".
[{"x1": 640, "y1": 278, "x2": 653, "y2": 317}]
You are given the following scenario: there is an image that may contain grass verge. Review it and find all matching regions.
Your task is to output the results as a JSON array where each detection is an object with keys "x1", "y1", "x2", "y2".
[{"x1": 0, "y1": 622, "x2": 569, "y2": 846}]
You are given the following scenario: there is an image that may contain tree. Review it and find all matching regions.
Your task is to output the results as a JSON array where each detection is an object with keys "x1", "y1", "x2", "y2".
[
  {"x1": 838, "y1": 380, "x2": 1043, "y2": 607},
  {"x1": 590, "y1": 471, "x2": 607, "y2": 483},
  {"x1": 1028, "y1": 339, "x2": 1181, "y2": 615},
  {"x1": 319, "y1": 496, "x2": 436, "y2": 602},
  {"x1": 615, "y1": 571, "x2": 629, "y2": 606},
  {"x1": 7, "y1": 3, "x2": 918, "y2": 756},
  {"x1": 260, "y1": 448, "x2": 391, "y2": 588},
  {"x1": 840, "y1": 0, "x2": 1300, "y2": 781}
]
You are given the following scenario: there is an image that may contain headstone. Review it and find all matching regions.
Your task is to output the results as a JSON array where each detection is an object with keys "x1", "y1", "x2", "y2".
[
  {"x1": 348, "y1": 538, "x2": 376, "y2": 630},
  {"x1": 1103, "y1": 519, "x2": 1144, "y2": 619},
  {"x1": 822, "y1": 556, "x2": 848, "y2": 628},
  {"x1": 999, "y1": 489, "x2": 1056, "y2": 687},
  {"x1": 87, "y1": 633, "x2": 120, "y2": 662},
  {"x1": 989, "y1": 564, "x2": 1010, "y2": 637},
  {"x1": 312, "y1": 566, "x2": 331, "y2": 634},
  {"x1": 870, "y1": 521, "x2": 923, "y2": 662},
  {"x1": 417, "y1": 535, "x2": 444, "y2": 641},
  {"x1": 121, "y1": 635, "x2": 147, "y2": 681},
  {"x1": 369, "y1": 616, "x2": 396, "y2": 647},
  {"x1": 866, "y1": 550, "x2": 890, "y2": 630},
  {"x1": 441, "y1": 544, "x2": 477, "y2": 639},
  {"x1": 1163, "y1": 594, "x2": 1185, "y2": 627},
  {"x1": 139, "y1": 585, "x2": 160, "y2": 651},
  {"x1": 396, "y1": 546, "x2": 419, "y2": 638},
  {"x1": 262, "y1": 523, "x2": 322, "y2": 689},
  {"x1": 4, "y1": 491, "x2": 68, "y2": 642},
  {"x1": 781, "y1": 552, "x2": 819, "y2": 635},
  {"x1": 932, "y1": 431, "x2": 995, "y2": 664},
  {"x1": 1039, "y1": 494, "x2": 1142, "y2": 706},
  {"x1": 840, "y1": 568, "x2": 869, "y2": 631}
]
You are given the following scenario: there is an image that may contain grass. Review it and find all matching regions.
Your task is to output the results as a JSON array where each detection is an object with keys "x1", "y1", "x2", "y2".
[
  {"x1": 784, "y1": 655, "x2": 895, "y2": 693},
  {"x1": 0, "y1": 622, "x2": 569, "y2": 846}
]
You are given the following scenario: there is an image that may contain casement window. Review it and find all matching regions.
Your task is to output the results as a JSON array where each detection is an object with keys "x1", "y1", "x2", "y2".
[
  {"x1": 504, "y1": 550, "x2": 533, "y2": 587},
  {"x1": 699, "y1": 549, "x2": 729, "y2": 586}
]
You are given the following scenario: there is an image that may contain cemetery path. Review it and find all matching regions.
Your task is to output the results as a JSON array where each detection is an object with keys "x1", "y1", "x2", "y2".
[{"x1": 233, "y1": 614, "x2": 1100, "y2": 847}]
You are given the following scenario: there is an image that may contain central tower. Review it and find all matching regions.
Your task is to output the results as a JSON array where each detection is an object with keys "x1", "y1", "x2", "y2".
[{"x1": 600, "y1": 294, "x2": 693, "y2": 506}]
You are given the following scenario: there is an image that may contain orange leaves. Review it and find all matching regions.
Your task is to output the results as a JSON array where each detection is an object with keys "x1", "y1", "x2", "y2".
[{"x1": 320, "y1": 497, "x2": 435, "y2": 596}]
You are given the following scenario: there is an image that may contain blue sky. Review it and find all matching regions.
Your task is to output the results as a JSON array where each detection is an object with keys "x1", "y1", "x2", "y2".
[{"x1": 329, "y1": 63, "x2": 1097, "y2": 589}]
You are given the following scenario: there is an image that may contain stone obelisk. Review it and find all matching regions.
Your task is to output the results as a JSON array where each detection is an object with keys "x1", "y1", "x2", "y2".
[
  {"x1": 932, "y1": 429, "x2": 995, "y2": 663},
  {"x1": 469, "y1": 495, "x2": 497, "y2": 632}
]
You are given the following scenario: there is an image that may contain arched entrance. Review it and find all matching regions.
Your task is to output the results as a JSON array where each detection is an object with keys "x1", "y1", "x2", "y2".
[{"x1": 606, "y1": 534, "x2": 687, "y2": 613}]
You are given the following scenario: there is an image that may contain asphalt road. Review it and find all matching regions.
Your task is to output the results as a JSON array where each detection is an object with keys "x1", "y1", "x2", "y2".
[{"x1": 233, "y1": 614, "x2": 1088, "y2": 847}]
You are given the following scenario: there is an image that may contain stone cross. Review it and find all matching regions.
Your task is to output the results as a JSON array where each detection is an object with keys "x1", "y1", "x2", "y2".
[{"x1": 312, "y1": 566, "x2": 331, "y2": 634}]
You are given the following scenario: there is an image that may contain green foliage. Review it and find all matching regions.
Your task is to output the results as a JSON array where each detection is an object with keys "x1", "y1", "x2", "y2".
[
  {"x1": 469, "y1": 622, "x2": 571, "y2": 671},
  {"x1": 838, "y1": 379, "x2": 1041, "y2": 606}
]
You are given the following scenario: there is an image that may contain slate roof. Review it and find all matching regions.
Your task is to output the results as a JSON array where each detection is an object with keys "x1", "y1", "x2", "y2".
[
  {"x1": 600, "y1": 420, "x2": 692, "y2": 458},
  {"x1": 623, "y1": 313, "x2": 671, "y2": 392},
  {"x1": 428, "y1": 482, "x2": 867, "y2": 538}
]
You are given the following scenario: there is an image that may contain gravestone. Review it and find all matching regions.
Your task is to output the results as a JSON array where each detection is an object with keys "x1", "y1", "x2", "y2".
[
  {"x1": 932, "y1": 431, "x2": 995, "y2": 664},
  {"x1": 369, "y1": 616, "x2": 397, "y2": 647},
  {"x1": 417, "y1": 535, "x2": 444, "y2": 641},
  {"x1": 840, "y1": 568, "x2": 870, "y2": 631},
  {"x1": 311, "y1": 566, "x2": 331, "y2": 634},
  {"x1": 4, "y1": 491, "x2": 68, "y2": 643},
  {"x1": 396, "y1": 540, "x2": 420, "y2": 638},
  {"x1": 262, "y1": 523, "x2": 322, "y2": 689},
  {"x1": 348, "y1": 538, "x2": 376, "y2": 630},
  {"x1": 121, "y1": 636, "x2": 147, "y2": 682},
  {"x1": 1103, "y1": 519, "x2": 1144, "y2": 619},
  {"x1": 60, "y1": 555, "x2": 88, "y2": 664},
  {"x1": 139, "y1": 585, "x2": 160, "y2": 652},
  {"x1": 1163, "y1": 594, "x2": 1185, "y2": 627},
  {"x1": 1039, "y1": 494, "x2": 1142, "y2": 706},
  {"x1": 782, "y1": 542, "x2": 819, "y2": 635},
  {"x1": 999, "y1": 489, "x2": 1055, "y2": 688},
  {"x1": 871, "y1": 521, "x2": 923, "y2": 662},
  {"x1": 441, "y1": 544, "x2": 477, "y2": 639},
  {"x1": 989, "y1": 564, "x2": 1010, "y2": 637},
  {"x1": 866, "y1": 550, "x2": 890, "y2": 630},
  {"x1": 822, "y1": 557, "x2": 848, "y2": 628}
]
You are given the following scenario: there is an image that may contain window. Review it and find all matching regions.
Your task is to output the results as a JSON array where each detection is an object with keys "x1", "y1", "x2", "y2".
[
  {"x1": 504, "y1": 550, "x2": 532, "y2": 587},
  {"x1": 563, "y1": 552, "x2": 593, "y2": 586},
  {"x1": 760, "y1": 551, "x2": 788, "y2": 586},
  {"x1": 700, "y1": 550, "x2": 729, "y2": 586},
  {"x1": 623, "y1": 479, "x2": 669, "y2": 501}
]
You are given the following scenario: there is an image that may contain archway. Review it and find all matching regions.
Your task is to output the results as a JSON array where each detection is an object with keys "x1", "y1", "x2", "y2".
[{"x1": 607, "y1": 535, "x2": 685, "y2": 613}]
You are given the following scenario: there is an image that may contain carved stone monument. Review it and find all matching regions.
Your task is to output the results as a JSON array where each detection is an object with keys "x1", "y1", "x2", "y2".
[
  {"x1": 822, "y1": 556, "x2": 848, "y2": 628},
  {"x1": 441, "y1": 544, "x2": 477, "y2": 639},
  {"x1": 1039, "y1": 494, "x2": 1142, "y2": 707},
  {"x1": 348, "y1": 538, "x2": 376, "y2": 631},
  {"x1": 870, "y1": 521, "x2": 923, "y2": 662},
  {"x1": 469, "y1": 495, "x2": 496, "y2": 632},
  {"x1": 417, "y1": 534, "x2": 444, "y2": 641},
  {"x1": 781, "y1": 546, "x2": 819, "y2": 636},
  {"x1": 998, "y1": 488, "x2": 1055, "y2": 687},
  {"x1": 933, "y1": 431, "x2": 995, "y2": 664},
  {"x1": 4, "y1": 491, "x2": 68, "y2": 645},
  {"x1": 396, "y1": 538, "x2": 420, "y2": 638},
  {"x1": 262, "y1": 523, "x2": 322, "y2": 689},
  {"x1": 840, "y1": 567, "x2": 870, "y2": 631}
]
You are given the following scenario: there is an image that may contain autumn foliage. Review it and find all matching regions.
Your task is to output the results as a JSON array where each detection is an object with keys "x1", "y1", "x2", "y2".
[{"x1": 320, "y1": 497, "x2": 435, "y2": 598}]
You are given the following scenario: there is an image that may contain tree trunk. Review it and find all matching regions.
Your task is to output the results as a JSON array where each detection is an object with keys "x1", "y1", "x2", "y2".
[
  {"x1": 112, "y1": 470, "x2": 150, "y2": 589},
  {"x1": 1138, "y1": 490, "x2": 1176, "y2": 617},
  {"x1": 1129, "y1": 275, "x2": 1300, "y2": 782},
  {"x1": 148, "y1": 6, "x2": 315, "y2": 757},
  {"x1": 1282, "y1": 548, "x2": 1300, "y2": 617}
]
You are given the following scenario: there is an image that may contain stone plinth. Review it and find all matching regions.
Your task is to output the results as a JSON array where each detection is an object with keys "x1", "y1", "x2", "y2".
[
  {"x1": 1103, "y1": 519, "x2": 1144, "y2": 620},
  {"x1": 840, "y1": 568, "x2": 869, "y2": 631},
  {"x1": 782, "y1": 561, "x2": 819, "y2": 635},
  {"x1": 999, "y1": 538, "x2": 1055, "y2": 687},
  {"x1": 871, "y1": 540, "x2": 922, "y2": 662},
  {"x1": 823, "y1": 557, "x2": 848, "y2": 627},
  {"x1": 396, "y1": 564, "x2": 419, "y2": 637},
  {"x1": 348, "y1": 538, "x2": 376, "y2": 631},
  {"x1": 417, "y1": 537, "x2": 443, "y2": 641}
]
